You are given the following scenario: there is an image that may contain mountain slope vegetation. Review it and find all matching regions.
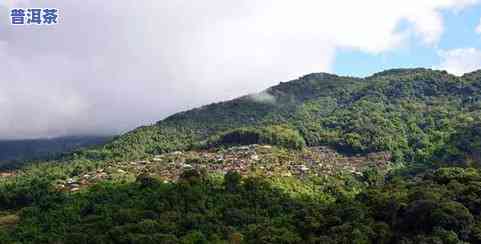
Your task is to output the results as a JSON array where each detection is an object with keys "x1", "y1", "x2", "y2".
[
  {"x1": 79, "y1": 68, "x2": 481, "y2": 168},
  {"x1": 0, "y1": 136, "x2": 111, "y2": 169}
]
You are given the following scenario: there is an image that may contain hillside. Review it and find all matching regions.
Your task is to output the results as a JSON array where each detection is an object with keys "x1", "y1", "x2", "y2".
[
  {"x1": 0, "y1": 136, "x2": 111, "y2": 169},
  {"x1": 0, "y1": 68, "x2": 480, "y2": 243},
  {"x1": 79, "y1": 68, "x2": 481, "y2": 168}
]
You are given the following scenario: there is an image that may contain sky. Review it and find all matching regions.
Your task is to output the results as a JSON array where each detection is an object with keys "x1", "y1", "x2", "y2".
[{"x1": 0, "y1": 0, "x2": 481, "y2": 139}]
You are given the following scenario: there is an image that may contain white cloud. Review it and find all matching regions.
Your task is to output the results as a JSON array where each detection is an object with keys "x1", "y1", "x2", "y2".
[
  {"x1": 0, "y1": 0, "x2": 479, "y2": 139},
  {"x1": 248, "y1": 91, "x2": 276, "y2": 104},
  {"x1": 437, "y1": 48, "x2": 481, "y2": 75}
]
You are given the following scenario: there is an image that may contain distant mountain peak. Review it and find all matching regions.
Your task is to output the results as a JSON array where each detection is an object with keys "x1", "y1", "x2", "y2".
[
  {"x1": 369, "y1": 68, "x2": 442, "y2": 78},
  {"x1": 462, "y1": 69, "x2": 481, "y2": 82},
  {"x1": 299, "y1": 72, "x2": 339, "y2": 80}
]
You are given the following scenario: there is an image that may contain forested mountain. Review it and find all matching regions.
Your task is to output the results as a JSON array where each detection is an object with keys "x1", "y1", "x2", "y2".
[
  {"x1": 0, "y1": 136, "x2": 111, "y2": 169},
  {"x1": 1, "y1": 68, "x2": 481, "y2": 243},
  {"x1": 79, "y1": 68, "x2": 481, "y2": 168}
]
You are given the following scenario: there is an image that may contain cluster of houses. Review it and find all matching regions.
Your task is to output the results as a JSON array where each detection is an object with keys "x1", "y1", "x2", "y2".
[{"x1": 51, "y1": 144, "x2": 391, "y2": 192}]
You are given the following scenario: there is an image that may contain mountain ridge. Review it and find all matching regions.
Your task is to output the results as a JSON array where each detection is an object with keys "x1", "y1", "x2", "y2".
[
  {"x1": 65, "y1": 67, "x2": 480, "y2": 170},
  {"x1": 0, "y1": 135, "x2": 112, "y2": 169}
]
